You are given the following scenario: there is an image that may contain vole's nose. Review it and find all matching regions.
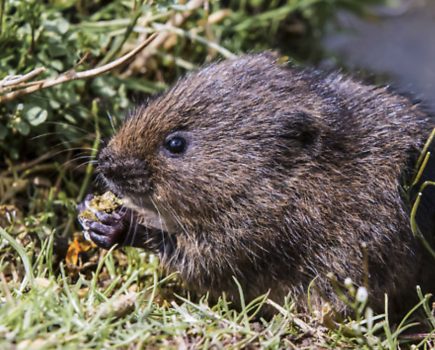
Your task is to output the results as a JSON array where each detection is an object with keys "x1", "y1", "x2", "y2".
[
  {"x1": 97, "y1": 147, "x2": 151, "y2": 193},
  {"x1": 97, "y1": 147, "x2": 120, "y2": 180}
]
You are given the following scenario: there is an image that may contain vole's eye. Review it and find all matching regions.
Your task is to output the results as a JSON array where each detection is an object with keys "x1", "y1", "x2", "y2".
[{"x1": 164, "y1": 135, "x2": 187, "y2": 154}]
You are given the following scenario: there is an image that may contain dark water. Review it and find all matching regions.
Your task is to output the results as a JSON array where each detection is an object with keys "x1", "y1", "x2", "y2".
[{"x1": 324, "y1": 0, "x2": 435, "y2": 109}]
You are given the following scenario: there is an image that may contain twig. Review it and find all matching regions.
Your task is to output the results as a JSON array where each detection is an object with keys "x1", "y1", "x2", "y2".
[
  {"x1": 0, "y1": 149, "x2": 59, "y2": 177},
  {"x1": 0, "y1": 33, "x2": 158, "y2": 104},
  {"x1": 0, "y1": 67, "x2": 46, "y2": 90}
]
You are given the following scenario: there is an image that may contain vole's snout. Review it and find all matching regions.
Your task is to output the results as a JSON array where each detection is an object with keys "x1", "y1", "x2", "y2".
[
  {"x1": 97, "y1": 146, "x2": 151, "y2": 196},
  {"x1": 97, "y1": 147, "x2": 119, "y2": 180}
]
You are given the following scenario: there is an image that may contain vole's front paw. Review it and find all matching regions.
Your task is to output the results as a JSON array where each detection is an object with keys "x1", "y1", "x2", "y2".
[{"x1": 77, "y1": 194, "x2": 130, "y2": 249}]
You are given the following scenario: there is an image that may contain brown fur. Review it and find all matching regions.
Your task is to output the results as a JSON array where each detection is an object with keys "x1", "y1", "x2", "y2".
[{"x1": 96, "y1": 53, "x2": 435, "y2": 315}]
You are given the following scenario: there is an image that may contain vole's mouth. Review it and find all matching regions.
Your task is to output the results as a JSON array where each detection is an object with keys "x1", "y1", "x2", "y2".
[
  {"x1": 99, "y1": 168, "x2": 178, "y2": 233},
  {"x1": 122, "y1": 193, "x2": 179, "y2": 234}
]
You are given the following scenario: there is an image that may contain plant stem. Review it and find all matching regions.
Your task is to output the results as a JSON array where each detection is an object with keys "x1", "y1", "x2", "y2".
[
  {"x1": 77, "y1": 100, "x2": 100, "y2": 202},
  {"x1": 0, "y1": 227, "x2": 34, "y2": 289},
  {"x1": 99, "y1": 0, "x2": 146, "y2": 66},
  {"x1": 0, "y1": 0, "x2": 5, "y2": 35}
]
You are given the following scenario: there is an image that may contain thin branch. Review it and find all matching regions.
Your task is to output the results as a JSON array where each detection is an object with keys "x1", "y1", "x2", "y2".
[
  {"x1": 0, "y1": 33, "x2": 158, "y2": 104},
  {"x1": 0, "y1": 149, "x2": 59, "y2": 177},
  {"x1": 0, "y1": 67, "x2": 46, "y2": 90}
]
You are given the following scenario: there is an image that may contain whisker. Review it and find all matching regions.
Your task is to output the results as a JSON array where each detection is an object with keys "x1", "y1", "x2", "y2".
[
  {"x1": 56, "y1": 147, "x2": 98, "y2": 153},
  {"x1": 29, "y1": 134, "x2": 99, "y2": 154},
  {"x1": 31, "y1": 131, "x2": 67, "y2": 140},
  {"x1": 63, "y1": 152, "x2": 95, "y2": 163},
  {"x1": 71, "y1": 159, "x2": 98, "y2": 172},
  {"x1": 157, "y1": 204, "x2": 188, "y2": 267},
  {"x1": 150, "y1": 198, "x2": 165, "y2": 242},
  {"x1": 107, "y1": 112, "x2": 117, "y2": 132},
  {"x1": 124, "y1": 208, "x2": 138, "y2": 246},
  {"x1": 44, "y1": 121, "x2": 91, "y2": 134},
  {"x1": 165, "y1": 205, "x2": 189, "y2": 236},
  {"x1": 93, "y1": 173, "x2": 105, "y2": 188},
  {"x1": 62, "y1": 155, "x2": 97, "y2": 168}
]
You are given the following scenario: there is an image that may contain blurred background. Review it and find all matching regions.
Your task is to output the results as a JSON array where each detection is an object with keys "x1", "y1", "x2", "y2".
[{"x1": 324, "y1": 0, "x2": 435, "y2": 109}]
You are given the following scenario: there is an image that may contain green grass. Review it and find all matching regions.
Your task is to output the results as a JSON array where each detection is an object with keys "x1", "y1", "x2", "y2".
[{"x1": 0, "y1": 221, "x2": 434, "y2": 349}]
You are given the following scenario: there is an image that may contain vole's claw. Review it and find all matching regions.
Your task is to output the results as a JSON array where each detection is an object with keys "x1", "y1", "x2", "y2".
[
  {"x1": 88, "y1": 220, "x2": 125, "y2": 249},
  {"x1": 76, "y1": 194, "x2": 95, "y2": 216},
  {"x1": 76, "y1": 193, "x2": 130, "y2": 249},
  {"x1": 76, "y1": 200, "x2": 87, "y2": 214},
  {"x1": 89, "y1": 229, "x2": 118, "y2": 250},
  {"x1": 76, "y1": 194, "x2": 150, "y2": 250}
]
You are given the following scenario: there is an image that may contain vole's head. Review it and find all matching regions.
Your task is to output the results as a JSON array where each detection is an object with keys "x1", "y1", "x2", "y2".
[{"x1": 98, "y1": 53, "x2": 327, "y2": 231}]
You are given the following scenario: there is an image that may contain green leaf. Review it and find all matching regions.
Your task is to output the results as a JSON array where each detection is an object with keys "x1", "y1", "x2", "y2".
[
  {"x1": 50, "y1": 59, "x2": 64, "y2": 71},
  {"x1": 14, "y1": 118, "x2": 30, "y2": 135},
  {"x1": 64, "y1": 114, "x2": 77, "y2": 124},
  {"x1": 0, "y1": 124, "x2": 8, "y2": 140},
  {"x1": 56, "y1": 17, "x2": 70, "y2": 35},
  {"x1": 92, "y1": 77, "x2": 117, "y2": 98},
  {"x1": 25, "y1": 106, "x2": 48, "y2": 126},
  {"x1": 44, "y1": 17, "x2": 70, "y2": 35}
]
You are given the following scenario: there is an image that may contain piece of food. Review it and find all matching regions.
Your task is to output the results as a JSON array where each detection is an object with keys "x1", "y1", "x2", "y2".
[{"x1": 78, "y1": 191, "x2": 123, "y2": 241}]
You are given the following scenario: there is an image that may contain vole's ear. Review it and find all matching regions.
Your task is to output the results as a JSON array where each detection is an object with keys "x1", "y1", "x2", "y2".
[{"x1": 278, "y1": 111, "x2": 322, "y2": 155}]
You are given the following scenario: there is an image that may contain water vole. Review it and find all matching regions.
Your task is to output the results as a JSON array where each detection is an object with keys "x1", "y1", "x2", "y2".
[{"x1": 79, "y1": 53, "x2": 435, "y2": 315}]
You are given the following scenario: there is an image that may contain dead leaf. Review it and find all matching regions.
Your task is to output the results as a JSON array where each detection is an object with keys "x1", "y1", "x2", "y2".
[{"x1": 65, "y1": 234, "x2": 95, "y2": 266}]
